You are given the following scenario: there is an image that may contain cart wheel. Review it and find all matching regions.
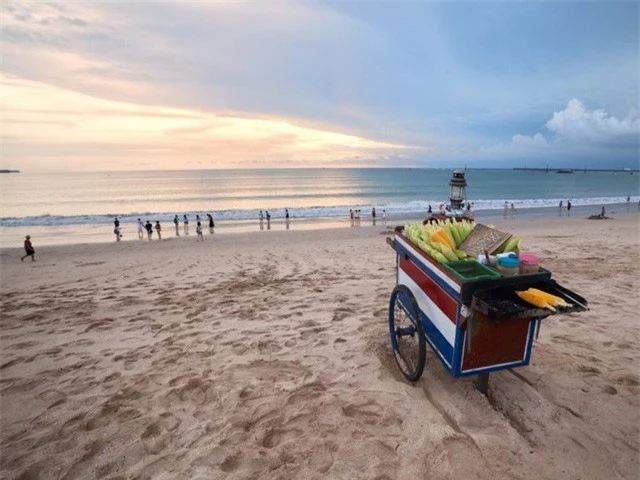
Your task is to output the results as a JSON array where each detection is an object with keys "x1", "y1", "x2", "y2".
[{"x1": 389, "y1": 285, "x2": 426, "y2": 382}]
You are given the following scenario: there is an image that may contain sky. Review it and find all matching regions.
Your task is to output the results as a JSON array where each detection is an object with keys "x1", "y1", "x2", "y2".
[{"x1": 1, "y1": 0, "x2": 639, "y2": 172}]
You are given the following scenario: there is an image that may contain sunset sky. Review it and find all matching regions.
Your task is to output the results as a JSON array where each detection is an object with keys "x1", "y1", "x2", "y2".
[{"x1": 1, "y1": 0, "x2": 638, "y2": 172}]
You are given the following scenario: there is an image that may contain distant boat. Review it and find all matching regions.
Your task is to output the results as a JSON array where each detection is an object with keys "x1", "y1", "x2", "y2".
[{"x1": 556, "y1": 169, "x2": 574, "y2": 174}]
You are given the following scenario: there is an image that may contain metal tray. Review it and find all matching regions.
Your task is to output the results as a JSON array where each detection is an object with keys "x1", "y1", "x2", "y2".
[{"x1": 471, "y1": 280, "x2": 588, "y2": 321}]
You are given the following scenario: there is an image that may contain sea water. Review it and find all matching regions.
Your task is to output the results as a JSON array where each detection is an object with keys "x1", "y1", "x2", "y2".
[{"x1": 1, "y1": 168, "x2": 638, "y2": 246}]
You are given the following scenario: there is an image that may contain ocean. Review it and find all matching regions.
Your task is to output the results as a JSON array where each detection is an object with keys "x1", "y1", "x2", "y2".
[{"x1": 1, "y1": 168, "x2": 638, "y2": 246}]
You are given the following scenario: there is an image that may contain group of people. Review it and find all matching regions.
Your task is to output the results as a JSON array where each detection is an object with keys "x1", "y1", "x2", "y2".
[
  {"x1": 259, "y1": 209, "x2": 290, "y2": 230},
  {"x1": 349, "y1": 207, "x2": 386, "y2": 227},
  {"x1": 503, "y1": 201, "x2": 517, "y2": 219},
  {"x1": 431, "y1": 202, "x2": 474, "y2": 215},
  {"x1": 557, "y1": 200, "x2": 573, "y2": 216},
  {"x1": 113, "y1": 213, "x2": 216, "y2": 242}
]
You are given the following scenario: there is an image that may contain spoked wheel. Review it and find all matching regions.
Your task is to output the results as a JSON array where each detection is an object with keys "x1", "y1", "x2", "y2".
[{"x1": 389, "y1": 285, "x2": 426, "y2": 381}]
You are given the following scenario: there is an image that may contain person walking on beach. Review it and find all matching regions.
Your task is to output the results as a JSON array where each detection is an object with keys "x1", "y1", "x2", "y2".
[
  {"x1": 601, "y1": 206, "x2": 606, "y2": 218},
  {"x1": 154, "y1": 221, "x2": 162, "y2": 240},
  {"x1": 427, "y1": 205, "x2": 432, "y2": 214},
  {"x1": 503, "y1": 201, "x2": 509, "y2": 219},
  {"x1": 510, "y1": 203, "x2": 516, "y2": 218},
  {"x1": 266, "y1": 211, "x2": 271, "y2": 230},
  {"x1": 21, "y1": 235, "x2": 35, "y2": 262},
  {"x1": 145, "y1": 220, "x2": 153, "y2": 240},
  {"x1": 350, "y1": 209, "x2": 354, "y2": 227},
  {"x1": 137, "y1": 218, "x2": 144, "y2": 239},
  {"x1": 259, "y1": 211, "x2": 264, "y2": 231},
  {"x1": 196, "y1": 221, "x2": 203, "y2": 241},
  {"x1": 559, "y1": 200, "x2": 563, "y2": 216},
  {"x1": 173, "y1": 215, "x2": 180, "y2": 236},
  {"x1": 567, "y1": 200, "x2": 572, "y2": 216},
  {"x1": 371, "y1": 207, "x2": 376, "y2": 226},
  {"x1": 183, "y1": 214, "x2": 189, "y2": 235},
  {"x1": 207, "y1": 213, "x2": 215, "y2": 234},
  {"x1": 382, "y1": 209, "x2": 386, "y2": 225},
  {"x1": 285, "y1": 208, "x2": 290, "y2": 230}
]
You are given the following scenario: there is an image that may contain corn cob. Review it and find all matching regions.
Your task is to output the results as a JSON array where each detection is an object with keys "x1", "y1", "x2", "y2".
[
  {"x1": 526, "y1": 288, "x2": 573, "y2": 308},
  {"x1": 515, "y1": 290, "x2": 556, "y2": 312},
  {"x1": 430, "y1": 228, "x2": 455, "y2": 249}
]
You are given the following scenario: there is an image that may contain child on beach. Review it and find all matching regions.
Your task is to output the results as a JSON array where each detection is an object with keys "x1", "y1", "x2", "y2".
[
  {"x1": 21, "y1": 235, "x2": 35, "y2": 262},
  {"x1": 196, "y1": 221, "x2": 203, "y2": 241},
  {"x1": 154, "y1": 221, "x2": 162, "y2": 240}
]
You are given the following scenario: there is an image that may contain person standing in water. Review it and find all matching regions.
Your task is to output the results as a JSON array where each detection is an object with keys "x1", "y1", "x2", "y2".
[
  {"x1": 21, "y1": 235, "x2": 35, "y2": 262},
  {"x1": 207, "y1": 213, "x2": 215, "y2": 234},
  {"x1": 173, "y1": 215, "x2": 180, "y2": 236},
  {"x1": 567, "y1": 200, "x2": 572, "y2": 216},
  {"x1": 137, "y1": 218, "x2": 144, "y2": 239},
  {"x1": 154, "y1": 221, "x2": 162, "y2": 240},
  {"x1": 183, "y1": 214, "x2": 189, "y2": 235}
]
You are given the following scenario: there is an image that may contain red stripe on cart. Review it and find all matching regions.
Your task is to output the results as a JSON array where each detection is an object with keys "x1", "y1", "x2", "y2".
[{"x1": 399, "y1": 256, "x2": 458, "y2": 323}]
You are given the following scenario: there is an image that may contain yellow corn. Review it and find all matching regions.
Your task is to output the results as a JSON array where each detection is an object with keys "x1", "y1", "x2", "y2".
[
  {"x1": 515, "y1": 290, "x2": 556, "y2": 312},
  {"x1": 527, "y1": 288, "x2": 573, "y2": 308},
  {"x1": 430, "y1": 228, "x2": 455, "y2": 249}
]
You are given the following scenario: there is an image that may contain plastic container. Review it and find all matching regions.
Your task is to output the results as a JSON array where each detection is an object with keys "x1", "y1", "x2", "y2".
[
  {"x1": 519, "y1": 253, "x2": 540, "y2": 274},
  {"x1": 477, "y1": 253, "x2": 497, "y2": 266},
  {"x1": 497, "y1": 256, "x2": 520, "y2": 276},
  {"x1": 443, "y1": 260, "x2": 501, "y2": 281}
]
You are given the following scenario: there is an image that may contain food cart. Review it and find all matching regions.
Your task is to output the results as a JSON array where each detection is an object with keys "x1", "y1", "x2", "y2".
[{"x1": 386, "y1": 223, "x2": 588, "y2": 393}]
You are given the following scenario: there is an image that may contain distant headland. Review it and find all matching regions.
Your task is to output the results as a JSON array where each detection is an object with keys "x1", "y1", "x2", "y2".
[
  {"x1": 513, "y1": 167, "x2": 637, "y2": 174},
  {"x1": 0, "y1": 170, "x2": 20, "y2": 174}
]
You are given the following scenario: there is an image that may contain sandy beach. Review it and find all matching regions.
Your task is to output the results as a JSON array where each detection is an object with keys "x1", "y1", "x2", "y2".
[{"x1": 1, "y1": 214, "x2": 638, "y2": 479}]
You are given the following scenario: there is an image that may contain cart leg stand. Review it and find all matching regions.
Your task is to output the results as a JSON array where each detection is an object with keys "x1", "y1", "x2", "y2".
[{"x1": 474, "y1": 373, "x2": 490, "y2": 395}]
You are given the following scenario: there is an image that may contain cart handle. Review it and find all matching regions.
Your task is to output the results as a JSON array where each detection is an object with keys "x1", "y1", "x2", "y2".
[{"x1": 386, "y1": 237, "x2": 398, "y2": 252}]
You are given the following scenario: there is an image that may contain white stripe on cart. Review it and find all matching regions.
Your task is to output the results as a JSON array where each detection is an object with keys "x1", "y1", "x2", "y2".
[
  {"x1": 399, "y1": 269, "x2": 456, "y2": 348},
  {"x1": 395, "y1": 235, "x2": 461, "y2": 294}
]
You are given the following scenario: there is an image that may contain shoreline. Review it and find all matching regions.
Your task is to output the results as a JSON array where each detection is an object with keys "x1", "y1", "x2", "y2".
[{"x1": 2, "y1": 202, "x2": 638, "y2": 248}]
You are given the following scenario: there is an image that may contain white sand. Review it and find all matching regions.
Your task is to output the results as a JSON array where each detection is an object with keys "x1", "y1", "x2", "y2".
[{"x1": 1, "y1": 214, "x2": 638, "y2": 479}]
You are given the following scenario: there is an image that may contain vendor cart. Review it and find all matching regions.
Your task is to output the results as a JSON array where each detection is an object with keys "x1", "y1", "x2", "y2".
[{"x1": 386, "y1": 225, "x2": 588, "y2": 393}]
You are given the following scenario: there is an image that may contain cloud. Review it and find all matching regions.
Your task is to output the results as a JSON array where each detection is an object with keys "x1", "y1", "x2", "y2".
[
  {"x1": 483, "y1": 99, "x2": 639, "y2": 163},
  {"x1": 2, "y1": 2, "x2": 637, "y2": 169},
  {"x1": 545, "y1": 99, "x2": 639, "y2": 145},
  {"x1": 1, "y1": 75, "x2": 415, "y2": 171}
]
